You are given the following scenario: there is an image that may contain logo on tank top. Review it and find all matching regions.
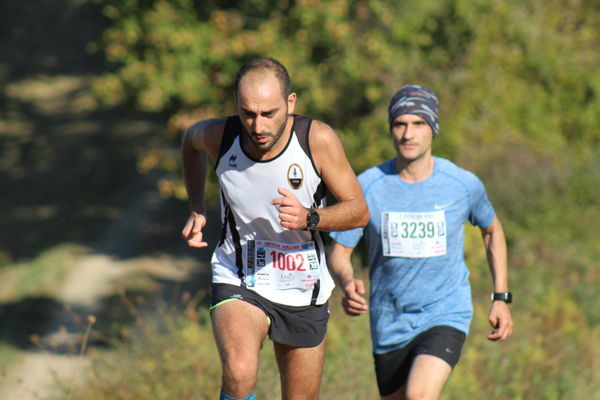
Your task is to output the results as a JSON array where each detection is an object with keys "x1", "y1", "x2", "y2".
[
  {"x1": 287, "y1": 163, "x2": 304, "y2": 189},
  {"x1": 228, "y1": 154, "x2": 237, "y2": 168}
]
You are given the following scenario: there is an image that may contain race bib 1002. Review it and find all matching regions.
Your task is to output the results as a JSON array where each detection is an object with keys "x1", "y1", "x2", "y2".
[
  {"x1": 381, "y1": 211, "x2": 447, "y2": 258},
  {"x1": 246, "y1": 240, "x2": 320, "y2": 289}
]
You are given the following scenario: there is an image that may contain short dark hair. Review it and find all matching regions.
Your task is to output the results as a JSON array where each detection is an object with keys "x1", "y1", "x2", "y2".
[{"x1": 234, "y1": 57, "x2": 291, "y2": 99}]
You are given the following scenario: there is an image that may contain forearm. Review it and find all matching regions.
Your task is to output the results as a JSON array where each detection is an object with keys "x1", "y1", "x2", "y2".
[
  {"x1": 482, "y1": 217, "x2": 509, "y2": 292},
  {"x1": 181, "y1": 130, "x2": 208, "y2": 213},
  {"x1": 328, "y1": 243, "x2": 356, "y2": 286},
  {"x1": 315, "y1": 198, "x2": 369, "y2": 232}
]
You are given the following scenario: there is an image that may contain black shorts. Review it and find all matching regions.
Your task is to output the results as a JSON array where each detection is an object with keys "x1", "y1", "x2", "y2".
[
  {"x1": 373, "y1": 326, "x2": 466, "y2": 396},
  {"x1": 210, "y1": 283, "x2": 330, "y2": 348}
]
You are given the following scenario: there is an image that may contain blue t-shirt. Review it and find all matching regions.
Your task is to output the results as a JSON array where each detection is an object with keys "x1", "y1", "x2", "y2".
[{"x1": 330, "y1": 157, "x2": 495, "y2": 354}]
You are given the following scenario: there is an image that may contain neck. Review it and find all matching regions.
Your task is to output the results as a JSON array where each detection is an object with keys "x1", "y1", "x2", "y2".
[{"x1": 396, "y1": 155, "x2": 434, "y2": 183}]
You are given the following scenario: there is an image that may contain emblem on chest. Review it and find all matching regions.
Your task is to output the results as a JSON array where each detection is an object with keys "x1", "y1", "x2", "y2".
[{"x1": 287, "y1": 163, "x2": 304, "y2": 189}]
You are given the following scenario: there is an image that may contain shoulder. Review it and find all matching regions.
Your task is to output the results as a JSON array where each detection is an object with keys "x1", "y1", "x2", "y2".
[
  {"x1": 436, "y1": 157, "x2": 481, "y2": 182},
  {"x1": 358, "y1": 159, "x2": 395, "y2": 187},
  {"x1": 306, "y1": 118, "x2": 338, "y2": 145},
  {"x1": 185, "y1": 117, "x2": 229, "y2": 158},
  {"x1": 186, "y1": 117, "x2": 228, "y2": 139},
  {"x1": 303, "y1": 117, "x2": 347, "y2": 174},
  {"x1": 435, "y1": 157, "x2": 486, "y2": 192}
]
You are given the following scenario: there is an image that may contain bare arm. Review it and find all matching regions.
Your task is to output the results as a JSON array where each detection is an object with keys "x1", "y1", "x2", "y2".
[
  {"x1": 481, "y1": 215, "x2": 514, "y2": 341},
  {"x1": 180, "y1": 118, "x2": 224, "y2": 247},
  {"x1": 328, "y1": 242, "x2": 368, "y2": 316},
  {"x1": 312, "y1": 121, "x2": 369, "y2": 230},
  {"x1": 272, "y1": 120, "x2": 369, "y2": 231}
]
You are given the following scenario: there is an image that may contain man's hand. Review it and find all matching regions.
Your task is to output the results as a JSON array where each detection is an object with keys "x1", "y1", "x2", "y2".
[
  {"x1": 341, "y1": 278, "x2": 368, "y2": 316},
  {"x1": 181, "y1": 211, "x2": 208, "y2": 248},
  {"x1": 487, "y1": 301, "x2": 513, "y2": 341},
  {"x1": 271, "y1": 188, "x2": 308, "y2": 230}
]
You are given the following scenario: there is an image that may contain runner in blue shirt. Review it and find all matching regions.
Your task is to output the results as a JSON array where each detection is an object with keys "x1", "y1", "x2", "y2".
[{"x1": 329, "y1": 85, "x2": 513, "y2": 400}]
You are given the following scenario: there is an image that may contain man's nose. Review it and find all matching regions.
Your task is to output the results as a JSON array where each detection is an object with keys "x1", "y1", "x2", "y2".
[
  {"x1": 252, "y1": 116, "x2": 264, "y2": 133},
  {"x1": 403, "y1": 124, "x2": 416, "y2": 139}
]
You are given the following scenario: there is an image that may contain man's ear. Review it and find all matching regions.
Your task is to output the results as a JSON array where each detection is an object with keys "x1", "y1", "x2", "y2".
[{"x1": 287, "y1": 92, "x2": 297, "y2": 114}]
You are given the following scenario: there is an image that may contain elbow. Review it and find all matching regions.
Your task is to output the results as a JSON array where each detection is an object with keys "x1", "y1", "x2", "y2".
[
  {"x1": 357, "y1": 203, "x2": 370, "y2": 227},
  {"x1": 181, "y1": 129, "x2": 193, "y2": 153}
]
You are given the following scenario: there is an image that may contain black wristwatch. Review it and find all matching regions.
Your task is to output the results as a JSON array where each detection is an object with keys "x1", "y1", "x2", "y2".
[
  {"x1": 306, "y1": 208, "x2": 320, "y2": 230},
  {"x1": 491, "y1": 292, "x2": 512, "y2": 304}
]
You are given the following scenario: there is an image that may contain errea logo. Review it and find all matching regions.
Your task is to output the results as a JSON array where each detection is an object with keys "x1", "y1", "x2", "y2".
[{"x1": 228, "y1": 154, "x2": 237, "y2": 168}]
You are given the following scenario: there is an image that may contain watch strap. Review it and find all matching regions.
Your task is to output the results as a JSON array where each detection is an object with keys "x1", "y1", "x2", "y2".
[
  {"x1": 491, "y1": 292, "x2": 512, "y2": 304},
  {"x1": 305, "y1": 208, "x2": 320, "y2": 230}
]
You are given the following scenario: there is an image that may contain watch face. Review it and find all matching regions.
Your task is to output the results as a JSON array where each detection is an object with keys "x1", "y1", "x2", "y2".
[{"x1": 308, "y1": 210, "x2": 320, "y2": 228}]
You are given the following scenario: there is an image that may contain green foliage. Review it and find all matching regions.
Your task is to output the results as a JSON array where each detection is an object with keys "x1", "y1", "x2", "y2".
[
  {"x1": 456, "y1": 225, "x2": 600, "y2": 399},
  {"x1": 91, "y1": 0, "x2": 600, "y2": 180}
]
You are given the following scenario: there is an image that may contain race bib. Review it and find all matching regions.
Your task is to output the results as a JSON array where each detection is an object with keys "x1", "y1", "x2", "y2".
[
  {"x1": 246, "y1": 240, "x2": 320, "y2": 289},
  {"x1": 381, "y1": 211, "x2": 447, "y2": 258}
]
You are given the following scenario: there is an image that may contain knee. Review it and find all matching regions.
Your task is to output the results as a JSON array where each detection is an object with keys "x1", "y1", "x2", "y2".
[
  {"x1": 405, "y1": 392, "x2": 431, "y2": 400},
  {"x1": 222, "y1": 356, "x2": 258, "y2": 386}
]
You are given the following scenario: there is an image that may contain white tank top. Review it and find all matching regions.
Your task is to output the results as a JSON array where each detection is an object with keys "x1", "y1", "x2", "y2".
[{"x1": 211, "y1": 115, "x2": 334, "y2": 307}]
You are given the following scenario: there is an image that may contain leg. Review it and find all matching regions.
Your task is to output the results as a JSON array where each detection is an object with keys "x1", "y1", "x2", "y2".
[
  {"x1": 274, "y1": 339, "x2": 326, "y2": 400},
  {"x1": 381, "y1": 355, "x2": 452, "y2": 400},
  {"x1": 378, "y1": 326, "x2": 465, "y2": 400},
  {"x1": 405, "y1": 354, "x2": 452, "y2": 400},
  {"x1": 212, "y1": 300, "x2": 270, "y2": 398}
]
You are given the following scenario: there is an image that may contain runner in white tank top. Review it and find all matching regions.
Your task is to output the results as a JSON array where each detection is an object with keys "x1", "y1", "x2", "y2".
[{"x1": 180, "y1": 58, "x2": 369, "y2": 400}]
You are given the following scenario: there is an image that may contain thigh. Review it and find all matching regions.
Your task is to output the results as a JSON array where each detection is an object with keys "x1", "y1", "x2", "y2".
[
  {"x1": 392, "y1": 326, "x2": 465, "y2": 400},
  {"x1": 380, "y1": 355, "x2": 451, "y2": 400},
  {"x1": 274, "y1": 339, "x2": 325, "y2": 400},
  {"x1": 211, "y1": 299, "x2": 270, "y2": 367},
  {"x1": 374, "y1": 346, "x2": 414, "y2": 398},
  {"x1": 404, "y1": 354, "x2": 452, "y2": 400},
  {"x1": 379, "y1": 326, "x2": 466, "y2": 400}
]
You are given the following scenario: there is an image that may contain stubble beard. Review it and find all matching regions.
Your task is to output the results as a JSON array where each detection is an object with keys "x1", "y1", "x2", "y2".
[{"x1": 250, "y1": 114, "x2": 289, "y2": 153}]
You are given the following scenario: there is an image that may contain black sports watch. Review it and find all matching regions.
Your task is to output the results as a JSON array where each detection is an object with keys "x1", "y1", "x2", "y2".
[
  {"x1": 306, "y1": 208, "x2": 320, "y2": 230},
  {"x1": 491, "y1": 292, "x2": 512, "y2": 304}
]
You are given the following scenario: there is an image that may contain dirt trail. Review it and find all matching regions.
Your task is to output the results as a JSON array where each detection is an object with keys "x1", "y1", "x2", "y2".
[
  {"x1": 0, "y1": 252, "x2": 201, "y2": 400},
  {"x1": 0, "y1": 69, "x2": 205, "y2": 398},
  {"x1": 0, "y1": 64, "x2": 199, "y2": 400},
  {"x1": 0, "y1": 250, "x2": 194, "y2": 400},
  {"x1": 0, "y1": 255, "x2": 126, "y2": 400},
  {"x1": 1, "y1": 352, "x2": 87, "y2": 400}
]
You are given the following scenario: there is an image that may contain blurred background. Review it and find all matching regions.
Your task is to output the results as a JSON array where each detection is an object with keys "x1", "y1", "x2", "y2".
[{"x1": 1, "y1": 0, "x2": 599, "y2": 398}]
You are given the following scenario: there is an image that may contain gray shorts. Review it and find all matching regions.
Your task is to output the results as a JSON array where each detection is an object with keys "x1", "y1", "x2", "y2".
[{"x1": 210, "y1": 283, "x2": 330, "y2": 348}]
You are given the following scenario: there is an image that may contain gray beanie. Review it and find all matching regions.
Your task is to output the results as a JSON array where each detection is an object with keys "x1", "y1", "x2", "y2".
[{"x1": 388, "y1": 85, "x2": 439, "y2": 135}]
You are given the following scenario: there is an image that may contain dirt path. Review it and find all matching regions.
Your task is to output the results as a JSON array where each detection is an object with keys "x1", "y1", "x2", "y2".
[
  {"x1": 0, "y1": 352, "x2": 87, "y2": 400},
  {"x1": 0, "y1": 255, "x2": 115, "y2": 399},
  {"x1": 0, "y1": 255, "x2": 140, "y2": 399},
  {"x1": 0, "y1": 71, "x2": 200, "y2": 400},
  {"x1": 0, "y1": 252, "x2": 201, "y2": 400}
]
